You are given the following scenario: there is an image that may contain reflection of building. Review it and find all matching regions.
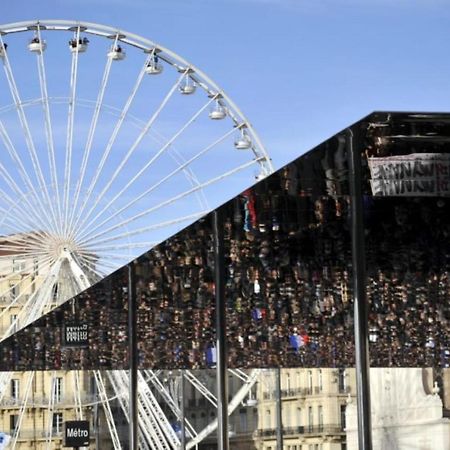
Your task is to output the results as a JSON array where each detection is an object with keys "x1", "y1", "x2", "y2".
[
  {"x1": 177, "y1": 370, "x2": 258, "y2": 450},
  {"x1": 252, "y1": 369, "x2": 356, "y2": 450},
  {"x1": 346, "y1": 368, "x2": 450, "y2": 450},
  {"x1": 0, "y1": 239, "x2": 94, "y2": 448}
]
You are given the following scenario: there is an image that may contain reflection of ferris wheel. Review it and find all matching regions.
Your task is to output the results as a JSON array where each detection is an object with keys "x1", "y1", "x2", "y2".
[{"x1": 0, "y1": 20, "x2": 271, "y2": 448}]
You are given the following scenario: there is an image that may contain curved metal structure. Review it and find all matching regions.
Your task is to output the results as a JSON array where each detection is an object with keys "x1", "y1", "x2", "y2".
[{"x1": 0, "y1": 20, "x2": 271, "y2": 449}]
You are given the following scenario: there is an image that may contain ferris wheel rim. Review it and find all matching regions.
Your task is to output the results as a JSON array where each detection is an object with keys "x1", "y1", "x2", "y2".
[{"x1": 0, "y1": 19, "x2": 274, "y2": 177}]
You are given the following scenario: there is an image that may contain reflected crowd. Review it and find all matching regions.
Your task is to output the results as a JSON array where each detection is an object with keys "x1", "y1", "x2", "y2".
[
  {"x1": 0, "y1": 274, "x2": 129, "y2": 371},
  {"x1": 1, "y1": 113, "x2": 450, "y2": 371}
]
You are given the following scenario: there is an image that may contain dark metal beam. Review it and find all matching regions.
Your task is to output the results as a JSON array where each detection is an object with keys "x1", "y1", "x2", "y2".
[
  {"x1": 347, "y1": 128, "x2": 373, "y2": 450},
  {"x1": 275, "y1": 368, "x2": 284, "y2": 450},
  {"x1": 213, "y1": 209, "x2": 229, "y2": 450},
  {"x1": 128, "y1": 263, "x2": 138, "y2": 450},
  {"x1": 180, "y1": 369, "x2": 186, "y2": 450}
]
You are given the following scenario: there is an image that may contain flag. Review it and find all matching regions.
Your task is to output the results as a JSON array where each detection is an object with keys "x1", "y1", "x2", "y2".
[
  {"x1": 0, "y1": 432, "x2": 11, "y2": 450},
  {"x1": 205, "y1": 346, "x2": 216, "y2": 366}
]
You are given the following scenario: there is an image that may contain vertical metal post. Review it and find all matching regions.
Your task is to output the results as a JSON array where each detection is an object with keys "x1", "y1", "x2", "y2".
[
  {"x1": 180, "y1": 370, "x2": 186, "y2": 450},
  {"x1": 275, "y1": 368, "x2": 283, "y2": 450},
  {"x1": 94, "y1": 389, "x2": 99, "y2": 450},
  {"x1": 128, "y1": 263, "x2": 138, "y2": 450},
  {"x1": 213, "y1": 209, "x2": 229, "y2": 450},
  {"x1": 347, "y1": 128, "x2": 373, "y2": 450}
]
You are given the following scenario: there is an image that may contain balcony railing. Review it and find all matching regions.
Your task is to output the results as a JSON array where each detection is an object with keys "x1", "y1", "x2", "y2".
[
  {"x1": 0, "y1": 295, "x2": 29, "y2": 305},
  {"x1": 9, "y1": 429, "x2": 63, "y2": 440},
  {"x1": 339, "y1": 385, "x2": 351, "y2": 394},
  {"x1": 1, "y1": 393, "x2": 100, "y2": 408},
  {"x1": 255, "y1": 424, "x2": 345, "y2": 438},
  {"x1": 262, "y1": 385, "x2": 351, "y2": 400}
]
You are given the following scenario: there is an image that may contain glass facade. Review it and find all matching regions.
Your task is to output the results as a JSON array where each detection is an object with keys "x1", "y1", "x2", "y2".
[{"x1": 1, "y1": 111, "x2": 450, "y2": 449}]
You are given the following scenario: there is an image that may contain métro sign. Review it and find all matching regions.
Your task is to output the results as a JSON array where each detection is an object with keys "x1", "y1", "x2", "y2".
[
  {"x1": 62, "y1": 323, "x2": 89, "y2": 348},
  {"x1": 64, "y1": 421, "x2": 90, "y2": 447}
]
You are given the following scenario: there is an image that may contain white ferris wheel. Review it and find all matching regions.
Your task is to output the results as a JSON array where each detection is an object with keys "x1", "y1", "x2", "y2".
[{"x1": 0, "y1": 20, "x2": 272, "y2": 449}]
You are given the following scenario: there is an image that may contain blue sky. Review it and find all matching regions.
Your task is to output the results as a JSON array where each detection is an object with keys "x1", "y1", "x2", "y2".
[{"x1": 2, "y1": 0, "x2": 449, "y2": 169}]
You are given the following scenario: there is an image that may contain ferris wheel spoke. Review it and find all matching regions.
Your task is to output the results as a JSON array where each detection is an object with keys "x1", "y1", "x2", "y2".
[
  {"x1": 78, "y1": 210, "x2": 208, "y2": 248},
  {"x1": 73, "y1": 371, "x2": 84, "y2": 419},
  {"x1": 62, "y1": 27, "x2": 84, "y2": 237},
  {"x1": 184, "y1": 371, "x2": 218, "y2": 407},
  {"x1": 45, "y1": 372, "x2": 57, "y2": 448},
  {"x1": 0, "y1": 205, "x2": 46, "y2": 238},
  {"x1": 0, "y1": 241, "x2": 49, "y2": 259},
  {"x1": 0, "y1": 36, "x2": 60, "y2": 235},
  {"x1": 0, "y1": 237, "x2": 49, "y2": 255},
  {"x1": 68, "y1": 53, "x2": 150, "y2": 238},
  {"x1": 0, "y1": 121, "x2": 58, "y2": 232},
  {"x1": 165, "y1": 144, "x2": 209, "y2": 209},
  {"x1": 82, "y1": 241, "x2": 157, "y2": 252},
  {"x1": 79, "y1": 126, "x2": 235, "y2": 240},
  {"x1": 79, "y1": 251, "x2": 130, "y2": 264},
  {"x1": 72, "y1": 69, "x2": 189, "y2": 237},
  {"x1": 18, "y1": 258, "x2": 64, "y2": 330},
  {"x1": 78, "y1": 96, "x2": 216, "y2": 237},
  {"x1": 36, "y1": 24, "x2": 63, "y2": 234},
  {"x1": 0, "y1": 231, "x2": 51, "y2": 252},
  {"x1": 0, "y1": 266, "x2": 39, "y2": 296},
  {"x1": 93, "y1": 371, "x2": 123, "y2": 450},
  {"x1": 66, "y1": 33, "x2": 117, "y2": 239},
  {"x1": 10, "y1": 372, "x2": 35, "y2": 449},
  {"x1": 143, "y1": 371, "x2": 197, "y2": 439},
  {"x1": 1, "y1": 264, "x2": 53, "y2": 330},
  {"x1": 80, "y1": 156, "x2": 261, "y2": 245},
  {"x1": 76, "y1": 251, "x2": 121, "y2": 270},
  {"x1": 0, "y1": 162, "x2": 54, "y2": 231},
  {"x1": 0, "y1": 251, "x2": 50, "y2": 267},
  {"x1": 79, "y1": 261, "x2": 107, "y2": 280},
  {"x1": 0, "y1": 259, "x2": 54, "y2": 321}
]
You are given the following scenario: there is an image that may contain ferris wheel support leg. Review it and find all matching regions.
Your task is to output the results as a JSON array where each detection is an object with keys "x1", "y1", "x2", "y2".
[
  {"x1": 65, "y1": 250, "x2": 91, "y2": 291},
  {"x1": 180, "y1": 370, "x2": 186, "y2": 450},
  {"x1": 213, "y1": 209, "x2": 229, "y2": 450}
]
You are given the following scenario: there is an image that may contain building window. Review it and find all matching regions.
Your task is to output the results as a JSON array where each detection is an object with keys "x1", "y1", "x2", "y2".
[
  {"x1": 340, "y1": 404, "x2": 347, "y2": 430},
  {"x1": 286, "y1": 372, "x2": 291, "y2": 392},
  {"x1": 308, "y1": 406, "x2": 313, "y2": 432},
  {"x1": 55, "y1": 377, "x2": 63, "y2": 403},
  {"x1": 307, "y1": 370, "x2": 313, "y2": 393},
  {"x1": 10, "y1": 314, "x2": 18, "y2": 333},
  {"x1": 318, "y1": 369, "x2": 323, "y2": 392},
  {"x1": 239, "y1": 408, "x2": 248, "y2": 432},
  {"x1": 53, "y1": 412, "x2": 63, "y2": 434},
  {"x1": 11, "y1": 379, "x2": 19, "y2": 400},
  {"x1": 296, "y1": 407, "x2": 302, "y2": 427},
  {"x1": 10, "y1": 415, "x2": 18, "y2": 435},
  {"x1": 12, "y1": 259, "x2": 26, "y2": 273},
  {"x1": 296, "y1": 371, "x2": 301, "y2": 389},
  {"x1": 9, "y1": 282, "x2": 19, "y2": 300},
  {"x1": 284, "y1": 404, "x2": 291, "y2": 427},
  {"x1": 52, "y1": 283, "x2": 58, "y2": 302},
  {"x1": 318, "y1": 405, "x2": 323, "y2": 431},
  {"x1": 265, "y1": 409, "x2": 271, "y2": 428},
  {"x1": 338, "y1": 369, "x2": 347, "y2": 393}
]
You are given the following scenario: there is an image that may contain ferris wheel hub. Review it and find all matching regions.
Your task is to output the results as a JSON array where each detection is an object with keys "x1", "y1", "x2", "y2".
[{"x1": 46, "y1": 235, "x2": 79, "y2": 259}]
